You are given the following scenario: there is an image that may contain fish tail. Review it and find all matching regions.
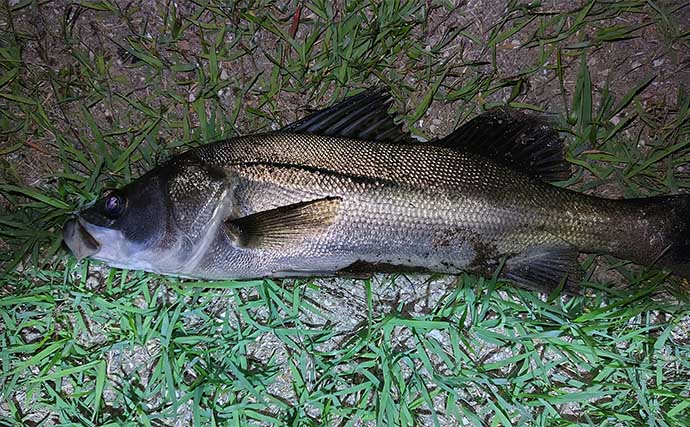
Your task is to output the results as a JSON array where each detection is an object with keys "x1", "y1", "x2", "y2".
[{"x1": 614, "y1": 194, "x2": 690, "y2": 277}]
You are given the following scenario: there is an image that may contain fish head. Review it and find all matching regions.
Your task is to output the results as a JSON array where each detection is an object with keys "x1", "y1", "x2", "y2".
[
  {"x1": 63, "y1": 168, "x2": 170, "y2": 271},
  {"x1": 64, "y1": 159, "x2": 231, "y2": 274}
]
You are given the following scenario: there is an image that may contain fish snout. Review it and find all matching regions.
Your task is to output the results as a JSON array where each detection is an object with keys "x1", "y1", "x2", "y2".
[{"x1": 63, "y1": 218, "x2": 100, "y2": 261}]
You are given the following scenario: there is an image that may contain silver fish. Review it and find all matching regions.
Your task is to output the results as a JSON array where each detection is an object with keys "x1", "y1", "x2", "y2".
[{"x1": 63, "y1": 89, "x2": 690, "y2": 292}]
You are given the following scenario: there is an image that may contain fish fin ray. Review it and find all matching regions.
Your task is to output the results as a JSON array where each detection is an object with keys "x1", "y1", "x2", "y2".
[
  {"x1": 227, "y1": 197, "x2": 341, "y2": 249},
  {"x1": 437, "y1": 108, "x2": 571, "y2": 182},
  {"x1": 503, "y1": 245, "x2": 581, "y2": 294},
  {"x1": 280, "y1": 87, "x2": 414, "y2": 143}
]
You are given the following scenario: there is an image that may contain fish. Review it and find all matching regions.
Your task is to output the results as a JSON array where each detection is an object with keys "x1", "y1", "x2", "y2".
[{"x1": 63, "y1": 88, "x2": 690, "y2": 292}]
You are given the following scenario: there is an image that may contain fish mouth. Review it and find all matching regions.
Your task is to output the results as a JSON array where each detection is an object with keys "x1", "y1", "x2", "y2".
[{"x1": 63, "y1": 217, "x2": 101, "y2": 261}]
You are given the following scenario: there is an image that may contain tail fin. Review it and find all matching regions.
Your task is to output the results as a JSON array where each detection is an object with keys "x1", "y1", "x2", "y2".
[{"x1": 617, "y1": 195, "x2": 690, "y2": 278}]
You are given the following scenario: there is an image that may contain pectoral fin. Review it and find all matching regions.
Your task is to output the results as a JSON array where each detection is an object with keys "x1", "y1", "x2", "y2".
[{"x1": 226, "y1": 197, "x2": 342, "y2": 250}]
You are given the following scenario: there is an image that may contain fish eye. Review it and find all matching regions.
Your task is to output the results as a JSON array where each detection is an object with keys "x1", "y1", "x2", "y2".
[{"x1": 103, "y1": 192, "x2": 126, "y2": 219}]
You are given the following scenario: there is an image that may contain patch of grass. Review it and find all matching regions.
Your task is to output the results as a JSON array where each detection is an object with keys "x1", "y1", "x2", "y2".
[{"x1": 1, "y1": 1, "x2": 690, "y2": 426}]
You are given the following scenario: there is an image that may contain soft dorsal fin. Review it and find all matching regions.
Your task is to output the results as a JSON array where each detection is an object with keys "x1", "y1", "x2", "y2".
[
  {"x1": 436, "y1": 109, "x2": 571, "y2": 182},
  {"x1": 280, "y1": 88, "x2": 414, "y2": 143},
  {"x1": 226, "y1": 197, "x2": 342, "y2": 250}
]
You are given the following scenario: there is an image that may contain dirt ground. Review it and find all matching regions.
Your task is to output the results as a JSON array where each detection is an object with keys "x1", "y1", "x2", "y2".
[
  {"x1": 6, "y1": 0, "x2": 685, "y2": 286},
  {"x1": 3, "y1": 1, "x2": 689, "y2": 184}
]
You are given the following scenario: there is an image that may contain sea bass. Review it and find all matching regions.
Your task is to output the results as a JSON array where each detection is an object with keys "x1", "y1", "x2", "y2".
[{"x1": 63, "y1": 88, "x2": 690, "y2": 292}]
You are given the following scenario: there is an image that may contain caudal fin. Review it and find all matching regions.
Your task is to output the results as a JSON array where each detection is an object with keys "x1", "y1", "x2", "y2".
[
  {"x1": 617, "y1": 195, "x2": 690, "y2": 278},
  {"x1": 654, "y1": 195, "x2": 690, "y2": 277}
]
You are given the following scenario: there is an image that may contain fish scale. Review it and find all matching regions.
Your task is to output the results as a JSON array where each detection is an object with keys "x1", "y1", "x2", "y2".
[{"x1": 196, "y1": 133, "x2": 511, "y2": 192}]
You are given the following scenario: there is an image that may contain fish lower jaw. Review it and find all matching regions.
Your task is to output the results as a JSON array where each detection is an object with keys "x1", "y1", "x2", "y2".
[{"x1": 89, "y1": 255, "x2": 161, "y2": 274}]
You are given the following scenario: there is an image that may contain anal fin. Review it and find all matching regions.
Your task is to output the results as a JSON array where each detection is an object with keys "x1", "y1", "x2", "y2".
[
  {"x1": 226, "y1": 197, "x2": 342, "y2": 250},
  {"x1": 503, "y1": 245, "x2": 581, "y2": 294}
]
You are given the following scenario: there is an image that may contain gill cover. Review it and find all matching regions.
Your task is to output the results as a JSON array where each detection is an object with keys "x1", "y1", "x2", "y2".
[{"x1": 165, "y1": 161, "x2": 230, "y2": 241}]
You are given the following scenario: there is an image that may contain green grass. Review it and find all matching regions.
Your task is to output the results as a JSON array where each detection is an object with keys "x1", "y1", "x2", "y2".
[{"x1": 1, "y1": 0, "x2": 690, "y2": 426}]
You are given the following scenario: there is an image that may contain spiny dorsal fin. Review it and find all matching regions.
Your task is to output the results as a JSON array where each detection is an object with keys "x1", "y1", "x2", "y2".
[
  {"x1": 437, "y1": 109, "x2": 571, "y2": 182},
  {"x1": 280, "y1": 88, "x2": 414, "y2": 143},
  {"x1": 226, "y1": 197, "x2": 341, "y2": 250},
  {"x1": 503, "y1": 244, "x2": 581, "y2": 295}
]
